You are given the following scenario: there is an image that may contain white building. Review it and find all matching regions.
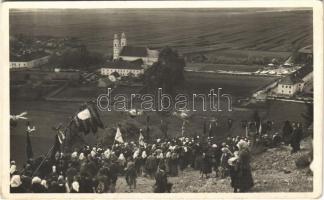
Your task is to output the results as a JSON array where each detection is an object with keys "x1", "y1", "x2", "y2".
[
  {"x1": 276, "y1": 76, "x2": 304, "y2": 96},
  {"x1": 101, "y1": 59, "x2": 144, "y2": 77},
  {"x1": 275, "y1": 66, "x2": 313, "y2": 97},
  {"x1": 112, "y1": 32, "x2": 159, "y2": 66},
  {"x1": 10, "y1": 55, "x2": 50, "y2": 69}
]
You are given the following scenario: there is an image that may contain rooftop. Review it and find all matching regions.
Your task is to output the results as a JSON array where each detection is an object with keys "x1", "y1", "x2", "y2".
[
  {"x1": 104, "y1": 59, "x2": 144, "y2": 70},
  {"x1": 10, "y1": 51, "x2": 50, "y2": 62},
  {"x1": 279, "y1": 66, "x2": 312, "y2": 85},
  {"x1": 119, "y1": 46, "x2": 148, "y2": 57},
  {"x1": 298, "y1": 45, "x2": 313, "y2": 54}
]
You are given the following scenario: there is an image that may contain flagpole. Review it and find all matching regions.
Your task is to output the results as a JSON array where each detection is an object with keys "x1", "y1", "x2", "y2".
[
  {"x1": 111, "y1": 139, "x2": 116, "y2": 151},
  {"x1": 31, "y1": 144, "x2": 55, "y2": 177}
]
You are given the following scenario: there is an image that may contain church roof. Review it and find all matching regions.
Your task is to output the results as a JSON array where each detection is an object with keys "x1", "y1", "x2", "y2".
[
  {"x1": 119, "y1": 46, "x2": 148, "y2": 57},
  {"x1": 279, "y1": 75, "x2": 303, "y2": 85},
  {"x1": 105, "y1": 59, "x2": 144, "y2": 70}
]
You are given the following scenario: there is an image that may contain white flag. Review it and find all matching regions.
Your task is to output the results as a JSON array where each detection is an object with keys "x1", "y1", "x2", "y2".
[
  {"x1": 58, "y1": 130, "x2": 65, "y2": 144},
  {"x1": 259, "y1": 121, "x2": 262, "y2": 135},
  {"x1": 77, "y1": 109, "x2": 91, "y2": 120},
  {"x1": 115, "y1": 127, "x2": 124, "y2": 143},
  {"x1": 139, "y1": 132, "x2": 145, "y2": 146}
]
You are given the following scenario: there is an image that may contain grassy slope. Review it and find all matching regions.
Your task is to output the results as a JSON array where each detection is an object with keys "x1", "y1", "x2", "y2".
[{"x1": 114, "y1": 138, "x2": 313, "y2": 193}]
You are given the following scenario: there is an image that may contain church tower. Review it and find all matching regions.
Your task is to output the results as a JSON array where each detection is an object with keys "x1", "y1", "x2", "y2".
[
  {"x1": 121, "y1": 32, "x2": 127, "y2": 48},
  {"x1": 113, "y1": 33, "x2": 120, "y2": 60}
]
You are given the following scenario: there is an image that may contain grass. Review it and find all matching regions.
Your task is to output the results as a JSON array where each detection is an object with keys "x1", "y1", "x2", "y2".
[{"x1": 183, "y1": 71, "x2": 278, "y2": 98}]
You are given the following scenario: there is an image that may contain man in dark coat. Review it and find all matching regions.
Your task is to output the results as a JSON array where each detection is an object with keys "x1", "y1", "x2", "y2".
[
  {"x1": 200, "y1": 152, "x2": 212, "y2": 179},
  {"x1": 154, "y1": 164, "x2": 172, "y2": 193},
  {"x1": 290, "y1": 123, "x2": 303, "y2": 154},
  {"x1": 125, "y1": 158, "x2": 137, "y2": 190},
  {"x1": 282, "y1": 120, "x2": 293, "y2": 145}
]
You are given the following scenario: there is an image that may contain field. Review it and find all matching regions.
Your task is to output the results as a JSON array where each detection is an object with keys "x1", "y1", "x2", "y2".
[
  {"x1": 183, "y1": 72, "x2": 277, "y2": 98},
  {"x1": 10, "y1": 9, "x2": 312, "y2": 63}
]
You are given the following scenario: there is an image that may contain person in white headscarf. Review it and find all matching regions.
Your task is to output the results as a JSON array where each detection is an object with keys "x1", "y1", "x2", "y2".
[
  {"x1": 10, "y1": 175, "x2": 24, "y2": 193},
  {"x1": 10, "y1": 164, "x2": 17, "y2": 177},
  {"x1": 31, "y1": 176, "x2": 46, "y2": 193},
  {"x1": 71, "y1": 181, "x2": 79, "y2": 193},
  {"x1": 236, "y1": 140, "x2": 254, "y2": 192},
  {"x1": 118, "y1": 153, "x2": 126, "y2": 167},
  {"x1": 228, "y1": 151, "x2": 239, "y2": 192}
]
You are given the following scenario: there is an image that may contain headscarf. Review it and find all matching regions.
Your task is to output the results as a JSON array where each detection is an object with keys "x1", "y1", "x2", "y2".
[
  {"x1": 133, "y1": 149, "x2": 140, "y2": 159},
  {"x1": 32, "y1": 176, "x2": 42, "y2": 185},
  {"x1": 71, "y1": 151, "x2": 78, "y2": 159},
  {"x1": 10, "y1": 175, "x2": 22, "y2": 188},
  {"x1": 72, "y1": 181, "x2": 79, "y2": 192},
  {"x1": 104, "y1": 149, "x2": 111, "y2": 159},
  {"x1": 228, "y1": 151, "x2": 239, "y2": 166},
  {"x1": 10, "y1": 165, "x2": 17, "y2": 175},
  {"x1": 141, "y1": 151, "x2": 147, "y2": 159},
  {"x1": 237, "y1": 139, "x2": 249, "y2": 150},
  {"x1": 90, "y1": 150, "x2": 96, "y2": 158},
  {"x1": 79, "y1": 153, "x2": 85, "y2": 161},
  {"x1": 41, "y1": 180, "x2": 48, "y2": 189}
]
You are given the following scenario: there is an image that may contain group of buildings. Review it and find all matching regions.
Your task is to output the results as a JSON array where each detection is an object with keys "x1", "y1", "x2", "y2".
[
  {"x1": 10, "y1": 53, "x2": 50, "y2": 69},
  {"x1": 10, "y1": 33, "x2": 159, "y2": 79}
]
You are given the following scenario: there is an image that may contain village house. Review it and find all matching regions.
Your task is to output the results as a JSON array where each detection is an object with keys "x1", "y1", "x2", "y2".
[
  {"x1": 101, "y1": 33, "x2": 159, "y2": 77},
  {"x1": 275, "y1": 66, "x2": 313, "y2": 97}
]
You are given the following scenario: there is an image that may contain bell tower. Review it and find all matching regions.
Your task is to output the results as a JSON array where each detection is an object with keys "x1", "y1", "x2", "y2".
[
  {"x1": 121, "y1": 32, "x2": 127, "y2": 48},
  {"x1": 113, "y1": 33, "x2": 120, "y2": 60}
]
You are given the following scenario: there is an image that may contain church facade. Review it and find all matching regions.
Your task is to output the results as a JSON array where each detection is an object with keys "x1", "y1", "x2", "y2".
[
  {"x1": 101, "y1": 32, "x2": 159, "y2": 77},
  {"x1": 113, "y1": 32, "x2": 159, "y2": 66}
]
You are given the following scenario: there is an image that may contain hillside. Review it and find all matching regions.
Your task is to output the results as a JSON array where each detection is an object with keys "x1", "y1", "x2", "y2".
[{"x1": 114, "y1": 137, "x2": 313, "y2": 193}]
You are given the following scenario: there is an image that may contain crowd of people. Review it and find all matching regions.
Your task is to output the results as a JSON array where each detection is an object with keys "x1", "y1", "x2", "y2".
[{"x1": 10, "y1": 119, "x2": 306, "y2": 193}]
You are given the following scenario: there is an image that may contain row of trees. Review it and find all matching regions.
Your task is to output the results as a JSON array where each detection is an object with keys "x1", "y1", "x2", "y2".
[{"x1": 49, "y1": 45, "x2": 106, "y2": 70}]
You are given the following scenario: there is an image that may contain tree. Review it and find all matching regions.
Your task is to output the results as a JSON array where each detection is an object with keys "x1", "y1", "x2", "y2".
[
  {"x1": 144, "y1": 47, "x2": 185, "y2": 95},
  {"x1": 49, "y1": 46, "x2": 105, "y2": 70},
  {"x1": 301, "y1": 103, "x2": 313, "y2": 128}
]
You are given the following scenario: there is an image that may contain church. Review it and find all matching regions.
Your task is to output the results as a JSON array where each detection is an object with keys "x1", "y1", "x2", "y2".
[{"x1": 101, "y1": 32, "x2": 159, "y2": 77}]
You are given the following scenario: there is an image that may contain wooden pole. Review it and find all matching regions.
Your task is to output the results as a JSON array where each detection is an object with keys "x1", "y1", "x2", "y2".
[{"x1": 31, "y1": 145, "x2": 54, "y2": 177}]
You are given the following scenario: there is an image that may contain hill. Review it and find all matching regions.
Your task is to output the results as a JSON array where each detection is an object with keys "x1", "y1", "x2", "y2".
[{"x1": 114, "y1": 137, "x2": 313, "y2": 193}]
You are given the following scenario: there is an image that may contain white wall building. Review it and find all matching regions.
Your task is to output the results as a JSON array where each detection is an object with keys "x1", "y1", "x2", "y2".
[
  {"x1": 101, "y1": 59, "x2": 144, "y2": 77},
  {"x1": 10, "y1": 55, "x2": 50, "y2": 69}
]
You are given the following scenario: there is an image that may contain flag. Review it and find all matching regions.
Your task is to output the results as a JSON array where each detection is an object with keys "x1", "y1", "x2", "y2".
[
  {"x1": 73, "y1": 102, "x2": 104, "y2": 135},
  {"x1": 139, "y1": 130, "x2": 145, "y2": 146},
  {"x1": 58, "y1": 130, "x2": 65, "y2": 144},
  {"x1": 258, "y1": 120, "x2": 262, "y2": 135},
  {"x1": 26, "y1": 132, "x2": 33, "y2": 160},
  {"x1": 115, "y1": 127, "x2": 124, "y2": 143},
  {"x1": 51, "y1": 134, "x2": 61, "y2": 161}
]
